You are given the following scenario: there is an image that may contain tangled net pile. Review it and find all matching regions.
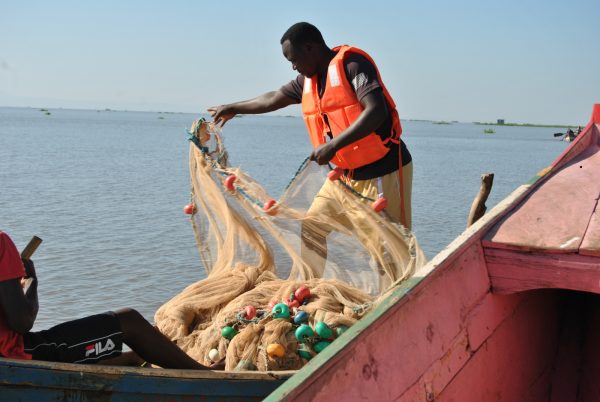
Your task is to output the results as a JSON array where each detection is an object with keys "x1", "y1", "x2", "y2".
[{"x1": 154, "y1": 119, "x2": 426, "y2": 371}]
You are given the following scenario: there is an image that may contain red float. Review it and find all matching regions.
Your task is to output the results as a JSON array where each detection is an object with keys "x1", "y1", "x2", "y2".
[
  {"x1": 183, "y1": 203, "x2": 195, "y2": 215},
  {"x1": 224, "y1": 174, "x2": 237, "y2": 191},
  {"x1": 285, "y1": 298, "x2": 300, "y2": 309},
  {"x1": 244, "y1": 305, "x2": 256, "y2": 320},
  {"x1": 294, "y1": 285, "x2": 311, "y2": 303},
  {"x1": 372, "y1": 196, "x2": 388, "y2": 212},
  {"x1": 327, "y1": 167, "x2": 344, "y2": 181},
  {"x1": 263, "y1": 199, "x2": 278, "y2": 215}
]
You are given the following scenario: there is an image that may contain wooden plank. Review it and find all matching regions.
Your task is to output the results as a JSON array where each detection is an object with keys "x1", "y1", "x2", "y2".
[
  {"x1": 484, "y1": 248, "x2": 600, "y2": 295},
  {"x1": 0, "y1": 360, "x2": 288, "y2": 401},
  {"x1": 484, "y1": 143, "x2": 600, "y2": 253},
  {"x1": 439, "y1": 291, "x2": 559, "y2": 402},
  {"x1": 0, "y1": 358, "x2": 292, "y2": 380},
  {"x1": 466, "y1": 292, "x2": 524, "y2": 351},
  {"x1": 394, "y1": 330, "x2": 471, "y2": 402}
]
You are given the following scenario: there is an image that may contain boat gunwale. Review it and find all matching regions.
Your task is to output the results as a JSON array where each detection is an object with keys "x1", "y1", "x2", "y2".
[{"x1": 0, "y1": 357, "x2": 294, "y2": 381}]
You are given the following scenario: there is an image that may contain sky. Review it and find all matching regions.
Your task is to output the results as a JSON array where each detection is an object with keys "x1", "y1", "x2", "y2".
[{"x1": 1, "y1": 0, "x2": 599, "y2": 124}]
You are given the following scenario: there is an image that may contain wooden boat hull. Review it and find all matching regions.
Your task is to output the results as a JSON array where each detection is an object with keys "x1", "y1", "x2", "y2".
[
  {"x1": 0, "y1": 358, "x2": 291, "y2": 401},
  {"x1": 267, "y1": 104, "x2": 600, "y2": 401}
]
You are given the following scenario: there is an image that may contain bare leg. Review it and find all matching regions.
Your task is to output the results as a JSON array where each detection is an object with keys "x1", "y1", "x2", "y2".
[
  {"x1": 115, "y1": 308, "x2": 208, "y2": 370},
  {"x1": 99, "y1": 351, "x2": 145, "y2": 367}
]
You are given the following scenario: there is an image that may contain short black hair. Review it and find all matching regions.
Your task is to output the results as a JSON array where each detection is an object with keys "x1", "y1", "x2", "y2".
[{"x1": 280, "y1": 22, "x2": 326, "y2": 47}]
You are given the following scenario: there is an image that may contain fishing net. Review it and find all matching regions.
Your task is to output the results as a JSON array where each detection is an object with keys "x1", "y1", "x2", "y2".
[{"x1": 154, "y1": 118, "x2": 426, "y2": 371}]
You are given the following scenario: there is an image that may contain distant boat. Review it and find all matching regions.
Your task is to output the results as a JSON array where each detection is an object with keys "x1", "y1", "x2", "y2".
[
  {"x1": 563, "y1": 129, "x2": 576, "y2": 142},
  {"x1": 268, "y1": 104, "x2": 600, "y2": 401}
]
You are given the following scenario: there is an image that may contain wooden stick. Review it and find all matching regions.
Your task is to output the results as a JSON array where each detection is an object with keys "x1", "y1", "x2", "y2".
[
  {"x1": 467, "y1": 174, "x2": 494, "y2": 228},
  {"x1": 20, "y1": 236, "x2": 43, "y2": 260}
]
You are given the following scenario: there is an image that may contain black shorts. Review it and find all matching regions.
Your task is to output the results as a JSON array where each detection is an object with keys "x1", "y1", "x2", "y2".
[{"x1": 23, "y1": 312, "x2": 123, "y2": 364}]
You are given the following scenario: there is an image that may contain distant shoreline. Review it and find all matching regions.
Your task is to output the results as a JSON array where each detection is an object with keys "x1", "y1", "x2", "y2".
[
  {"x1": 473, "y1": 122, "x2": 577, "y2": 129},
  {"x1": 0, "y1": 106, "x2": 580, "y2": 127}
]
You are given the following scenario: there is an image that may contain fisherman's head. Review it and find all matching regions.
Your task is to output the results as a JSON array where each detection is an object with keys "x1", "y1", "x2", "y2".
[{"x1": 280, "y1": 22, "x2": 327, "y2": 78}]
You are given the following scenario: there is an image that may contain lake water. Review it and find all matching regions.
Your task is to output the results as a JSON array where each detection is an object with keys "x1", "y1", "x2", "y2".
[{"x1": 0, "y1": 107, "x2": 568, "y2": 330}]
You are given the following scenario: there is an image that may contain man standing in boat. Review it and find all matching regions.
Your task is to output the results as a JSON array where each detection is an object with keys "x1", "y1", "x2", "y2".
[
  {"x1": 0, "y1": 231, "x2": 210, "y2": 369},
  {"x1": 209, "y1": 22, "x2": 412, "y2": 276}
]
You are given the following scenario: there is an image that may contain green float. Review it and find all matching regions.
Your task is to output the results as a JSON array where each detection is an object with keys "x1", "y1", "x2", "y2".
[
  {"x1": 221, "y1": 326, "x2": 237, "y2": 340},
  {"x1": 314, "y1": 340, "x2": 331, "y2": 353},
  {"x1": 272, "y1": 303, "x2": 290, "y2": 319},
  {"x1": 295, "y1": 324, "x2": 314, "y2": 343},
  {"x1": 315, "y1": 321, "x2": 333, "y2": 339}
]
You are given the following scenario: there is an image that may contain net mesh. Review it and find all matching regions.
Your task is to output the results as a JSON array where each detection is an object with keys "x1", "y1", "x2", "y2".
[{"x1": 154, "y1": 119, "x2": 426, "y2": 370}]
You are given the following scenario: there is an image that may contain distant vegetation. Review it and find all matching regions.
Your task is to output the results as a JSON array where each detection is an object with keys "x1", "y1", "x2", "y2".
[
  {"x1": 474, "y1": 121, "x2": 577, "y2": 129},
  {"x1": 433, "y1": 121, "x2": 452, "y2": 125},
  {"x1": 483, "y1": 128, "x2": 495, "y2": 134}
]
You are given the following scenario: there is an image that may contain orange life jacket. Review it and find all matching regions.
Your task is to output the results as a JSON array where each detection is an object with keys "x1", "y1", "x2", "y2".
[{"x1": 301, "y1": 45, "x2": 402, "y2": 170}]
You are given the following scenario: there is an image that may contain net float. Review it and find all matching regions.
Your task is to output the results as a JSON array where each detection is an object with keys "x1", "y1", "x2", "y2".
[
  {"x1": 183, "y1": 203, "x2": 195, "y2": 215},
  {"x1": 272, "y1": 303, "x2": 290, "y2": 319},
  {"x1": 224, "y1": 174, "x2": 237, "y2": 191},
  {"x1": 297, "y1": 345, "x2": 313, "y2": 360},
  {"x1": 221, "y1": 326, "x2": 237, "y2": 340},
  {"x1": 244, "y1": 305, "x2": 256, "y2": 320},
  {"x1": 293, "y1": 310, "x2": 309, "y2": 324},
  {"x1": 263, "y1": 199, "x2": 278, "y2": 215},
  {"x1": 285, "y1": 298, "x2": 300, "y2": 309},
  {"x1": 327, "y1": 167, "x2": 344, "y2": 181},
  {"x1": 315, "y1": 321, "x2": 333, "y2": 339},
  {"x1": 294, "y1": 286, "x2": 311, "y2": 303},
  {"x1": 208, "y1": 348, "x2": 219, "y2": 361},
  {"x1": 372, "y1": 194, "x2": 388, "y2": 212},
  {"x1": 335, "y1": 325, "x2": 349, "y2": 337},
  {"x1": 266, "y1": 343, "x2": 285, "y2": 358},
  {"x1": 314, "y1": 340, "x2": 331, "y2": 353},
  {"x1": 295, "y1": 324, "x2": 314, "y2": 343}
]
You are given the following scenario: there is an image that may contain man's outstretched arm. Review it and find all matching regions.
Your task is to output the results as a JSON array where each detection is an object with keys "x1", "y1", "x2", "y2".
[{"x1": 208, "y1": 90, "x2": 298, "y2": 127}]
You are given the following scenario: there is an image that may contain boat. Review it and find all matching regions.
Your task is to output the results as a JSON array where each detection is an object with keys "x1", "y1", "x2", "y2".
[
  {"x1": 265, "y1": 104, "x2": 600, "y2": 401},
  {"x1": 0, "y1": 357, "x2": 291, "y2": 401},
  {"x1": 2, "y1": 104, "x2": 597, "y2": 401}
]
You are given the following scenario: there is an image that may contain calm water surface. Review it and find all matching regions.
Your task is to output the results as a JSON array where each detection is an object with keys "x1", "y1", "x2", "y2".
[{"x1": 0, "y1": 107, "x2": 567, "y2": 330}]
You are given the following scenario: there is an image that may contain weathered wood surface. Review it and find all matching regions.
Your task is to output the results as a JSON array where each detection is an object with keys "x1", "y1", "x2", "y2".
[
  {"x1": 0, "y1": 358, "x2": 291, "y2": 402},
  {"x1": 484, "y1": 124, "x2": 600, "y2": 253},
  {"x1": 485, "y1": 247, "x2": 600, "y2": 295}
]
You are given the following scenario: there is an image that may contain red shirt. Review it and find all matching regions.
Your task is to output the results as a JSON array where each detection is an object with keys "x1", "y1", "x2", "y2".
[{"x1": 0, "y1": 232, "x2": 32, "y2": 359}]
